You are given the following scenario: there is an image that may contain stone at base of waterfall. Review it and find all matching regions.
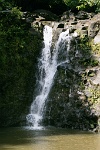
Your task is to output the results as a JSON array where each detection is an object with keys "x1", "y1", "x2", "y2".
[
  {"x1": 94, "y1": 31, "x2": 100, "y2": 44},
  {"x1": 92, "y1": 70, "x2": 100, "y2": 85}
]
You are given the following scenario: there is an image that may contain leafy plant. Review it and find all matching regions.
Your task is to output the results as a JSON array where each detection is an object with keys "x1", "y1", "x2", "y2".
[
  {"x1": 11, "y1": 7, "x2": 23, "y2": 19},
  {"x1": 63, "y1": 0, "x2": 100, "y2": 12},
  {"x1": 0, "y1": 4, "x2": 42, "y2": 126}
]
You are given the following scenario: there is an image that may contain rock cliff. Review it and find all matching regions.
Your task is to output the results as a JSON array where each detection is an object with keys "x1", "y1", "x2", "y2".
[{"x1": 29, "y1": 10, "x2": 100, "y2": 131}]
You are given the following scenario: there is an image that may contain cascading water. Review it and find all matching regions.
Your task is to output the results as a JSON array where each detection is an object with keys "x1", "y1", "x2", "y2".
[{"x1": 26, "y1": 25, "x2": 72, "y2": 129}]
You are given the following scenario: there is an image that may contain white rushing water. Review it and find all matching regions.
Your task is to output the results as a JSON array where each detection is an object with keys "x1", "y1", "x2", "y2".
[{"x1": 26, "y1": 25, "x2": 72, "y2": 129}]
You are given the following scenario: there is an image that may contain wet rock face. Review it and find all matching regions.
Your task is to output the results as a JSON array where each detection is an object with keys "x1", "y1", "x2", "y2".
[
  {"x1": 43, "y1": 36, "x2": 99, "y2": 130},
  {"x1": 88, "y1": 21, "x2": 100, "y2": 38},
  {"x1": 30, "y1": 10, "x2": 100, "y2": 42},
  {"x1": 29, "y1": 10, "x2": 100, "y2": 131},
  {"x1": 94, "y1": 31, "x2": 100, "y2": 44},
  {"x1": 28, "y1": 10, "x2": 100, "y2": 131}
]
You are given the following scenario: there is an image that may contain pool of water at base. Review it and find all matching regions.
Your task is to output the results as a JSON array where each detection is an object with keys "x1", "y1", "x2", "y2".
[{"x1": 0, "y1": 126, "x2": 100, "y2": 150}]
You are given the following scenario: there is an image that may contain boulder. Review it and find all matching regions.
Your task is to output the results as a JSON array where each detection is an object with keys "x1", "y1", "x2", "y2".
[
  {"x1": 88, "y1": 20, "x2": 100, "y2": 38},
  {"x1": 94, "y1": 30, "x2": 100, "y2": 44}
]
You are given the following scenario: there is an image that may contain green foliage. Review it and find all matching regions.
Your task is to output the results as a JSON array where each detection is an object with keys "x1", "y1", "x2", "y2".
[
  {"x1": 77, "y1": 36, "x2": 99, "y2": 67},
  {"x1": 88, "y1": 85, "x2": 100, "y2": 103},
  {"x1": 2, "y1": 0, "x2": 99, "y2": 13},
  {"x1": 63, "y1": 0, "x2": 100, "y2": 12},
  {"x1": 77, "y1": 0, "x2": 100, "y2": 11},
  {"x1": 0, "y1": 9, "x2": 41, "y2": 126},
  {"x1": 63, "y1": 0, "x2": 79, "y2": 9},
  {"x1": 0, "y1": 0, "x2": 14, "y2": 10},
  {"x1": 11, "y1": 7, "x2": 23, "y2": 19}
]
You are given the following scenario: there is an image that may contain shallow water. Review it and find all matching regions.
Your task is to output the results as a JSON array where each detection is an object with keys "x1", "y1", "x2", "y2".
[{"x1": 0, "y1": 127, "x2": 100, "y2": 150}]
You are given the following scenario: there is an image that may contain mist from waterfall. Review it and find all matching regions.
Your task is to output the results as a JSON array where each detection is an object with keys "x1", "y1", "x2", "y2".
[{"x1": 26, "y1": 25, "x2": 72, "y2": 129}]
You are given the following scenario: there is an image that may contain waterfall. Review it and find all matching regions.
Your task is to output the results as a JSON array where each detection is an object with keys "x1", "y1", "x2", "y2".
[{"x1": 26, "y1": 25, "x2": 72, "y2": 129}]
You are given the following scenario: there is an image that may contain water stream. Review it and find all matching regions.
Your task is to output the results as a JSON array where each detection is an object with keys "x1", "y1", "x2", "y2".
[
  {"x1": 0, "y1": 127, "x2": 100, "y2": 150},
  {"x1": 26, "y1": 25, "x2": 72, "y2": 129}
]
